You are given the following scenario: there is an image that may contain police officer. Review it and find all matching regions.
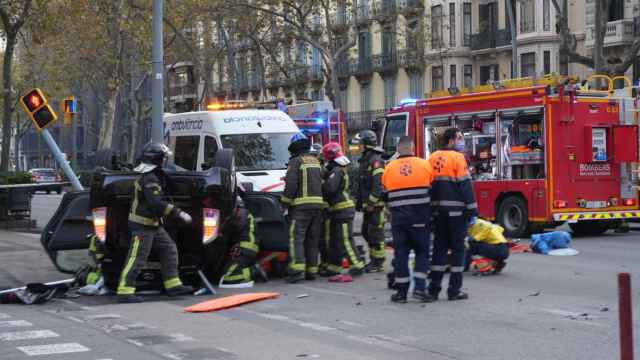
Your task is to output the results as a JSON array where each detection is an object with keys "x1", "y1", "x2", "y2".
[
  {"x1": 382, "y1": 136, "x2": 434, "y2": 303},
  {"x1": 353, "y1": 130, "x2": 386, "y2": 272},
  {"x1": 117, "y1": 142, "x2": 194, "y2": 303},
  {"x1": 281, "y1": 133, "x2": 324, "y2": 283},
  {"x1": 428, "y1": 128, "x2": 478, "y2": 301},
  {"x1": 321, "y1": 142, "x2": 364, "y2": 281}
]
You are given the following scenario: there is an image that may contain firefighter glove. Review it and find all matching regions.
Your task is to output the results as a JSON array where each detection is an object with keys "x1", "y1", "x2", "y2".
[{"x1": 178, "y1": 211, "x2": 193, "y2": 224}]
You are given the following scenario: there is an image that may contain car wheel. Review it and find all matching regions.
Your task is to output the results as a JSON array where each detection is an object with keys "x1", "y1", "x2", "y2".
[{"x1": 497, "y1": 196, "x2": 529, "y2": 238}]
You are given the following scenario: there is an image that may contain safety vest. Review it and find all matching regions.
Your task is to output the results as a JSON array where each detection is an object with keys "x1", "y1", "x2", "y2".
[
  {"x1": 129, "y1": 171, "x2": 177, "y2": 227},
  {"x1": 382, "y1": 155, "x2": 433, "y2": 226},
  {"x1": 322, "y1": 164, "x2": 355, "y2": 220},
  {"x1": 357, "y1": 150, "x2": 385, "y2": 209},
  {"x1": 429, "y1": 149, "x2": 478, "y2": 217},
  {"x1": 281, "y1": 154, "x2": 324, "y2": 210}
]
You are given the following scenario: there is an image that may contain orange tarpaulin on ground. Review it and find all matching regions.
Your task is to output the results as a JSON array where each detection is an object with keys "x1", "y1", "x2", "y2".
[{"x1": 184, "y1": 292, "x2": 280, "y2": 313}]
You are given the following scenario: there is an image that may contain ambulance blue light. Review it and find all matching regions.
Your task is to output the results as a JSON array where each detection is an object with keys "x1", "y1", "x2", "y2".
[{"x1": 399, "y1": 98, "x2": 418, "y2": 105}]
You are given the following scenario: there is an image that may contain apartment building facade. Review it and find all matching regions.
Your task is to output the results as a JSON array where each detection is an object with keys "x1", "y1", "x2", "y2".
[{"x1": 168, "y1": 0, "x2": 639, "y2": 125}]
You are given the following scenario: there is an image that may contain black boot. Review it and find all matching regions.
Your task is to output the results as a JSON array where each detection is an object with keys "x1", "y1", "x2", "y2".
[
  {"x1": 286, "y1": 272, "x2": 305, "y2": 284},
  {"x1": 413, "y1": 290, "x2": 436, "y2": 303},
  {"x1": 448, "y1": 292, "x2": 469, "y2": 301},
  {"x1": 365, "y1": 258, "x2": 384, "y2": 273},
  {"x1": 167, "y1": 285, "x2": 195, "y2": 297},
  {"x1": 117, "y1": 294, "x2": 144, "y2": 303},
  {"x1": 390, "y1": 292, "x2": 408, "y2": 303}
]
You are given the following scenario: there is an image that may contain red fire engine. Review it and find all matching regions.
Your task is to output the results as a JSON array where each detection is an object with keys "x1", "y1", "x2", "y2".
[
  {"x1": 287, "y1": 101, "x2": 348, "y2": 150},
  {"x1": 383, "y1": 76, "x2": 640, "y2": 237}
]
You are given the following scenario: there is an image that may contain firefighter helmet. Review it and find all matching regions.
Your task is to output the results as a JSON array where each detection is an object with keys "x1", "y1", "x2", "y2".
[
  {"x1": 352, "y1": 130, "x2": 378, "y2": 148},
  {"x1": 141, "y1": 142, "x2": 172, "y2": 167},
  {"x1": 288, "y1": 132, "x2": 310, "y2": 154},
  {"x1": 322, "y1": 142, "x2": 344, "y2": 161}
]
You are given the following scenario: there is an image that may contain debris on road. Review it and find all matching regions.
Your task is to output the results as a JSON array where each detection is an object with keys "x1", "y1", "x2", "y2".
[
  {"x1": 530, "y1": 231, "x2": 572, "y2": 255},
  {"x1": 297, "y1": 294, "x2": 310, "y2": 299},
  {"x1": 600, "y1": 306, "x2": 609, "y2": 312},
  {"x1": 528, "y1": 291, "x2": 542, "y2": 297},
  {"x1": 184, "y1": 292, "x2": 280, "y2": 313}
]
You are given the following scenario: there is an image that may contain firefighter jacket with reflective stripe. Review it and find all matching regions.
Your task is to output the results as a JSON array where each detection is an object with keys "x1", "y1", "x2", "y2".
[
  {"x1": 129, "y1": 171, "x2": 181, "y2": 227},
  {"x1": 382, "y1": 155, "x2": 433, "y2": 227},
  {"x1": 357, "y1": 150, "x2": 385, "y2": 210},
  {"x1": 429, "y1": 149, "x2": 478, "y2": 217},
  {"x1": 322, "y1": 162, "x2": 355, "y2": 221},
  {"x1": 281, "y1": 153, "x2": 324, "y2": 210}
]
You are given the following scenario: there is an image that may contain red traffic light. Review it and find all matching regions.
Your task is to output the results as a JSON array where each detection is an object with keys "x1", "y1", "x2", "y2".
[{"x1": 21, "y1": 89, "x2": 46, "y2": 113}]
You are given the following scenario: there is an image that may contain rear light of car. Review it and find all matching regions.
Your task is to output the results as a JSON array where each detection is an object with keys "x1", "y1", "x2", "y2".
[
  {"x1": 31, "y1": 175, "x2": 37, "y2": 182},
  {"x1": 203, "y1": 208, "x2": 220, "y2": 245},
  {"x1": 56, "y1": 175, "x2": 62, "y2": 182},
  {"x1": 92, "y1": 207, "x2": 107, "y2": 243},
  {"x1": 623, "y1": 198, "x2": 636, "y2": 206},
  {"x1": 553, "y1": 200, "x2": 568, "y2": 208}
]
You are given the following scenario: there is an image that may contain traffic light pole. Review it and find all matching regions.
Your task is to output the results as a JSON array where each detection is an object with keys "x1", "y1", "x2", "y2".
[{"x1": 41, "y1": 128, "x2": 83, "y2": 191}]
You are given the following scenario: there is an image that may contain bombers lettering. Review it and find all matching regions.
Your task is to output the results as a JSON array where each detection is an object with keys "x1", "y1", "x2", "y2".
[
  {"x1": 223, "y1": 115, "x2": 285, "y2": 123},
  {"x1": 579, "y1": 163, "x2": 611, "y2": 176},
  {"x1": 171, "y1": 119, "x2": 203, "y2": 131}
]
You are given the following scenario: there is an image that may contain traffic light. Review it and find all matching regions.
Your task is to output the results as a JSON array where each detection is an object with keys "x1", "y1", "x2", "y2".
[
  {"x1": 62, "y1": 96, "x2": 76, "y2": 127},
  {"x1": 19, "y1": 88, "x2": 58, "y2": 131}
]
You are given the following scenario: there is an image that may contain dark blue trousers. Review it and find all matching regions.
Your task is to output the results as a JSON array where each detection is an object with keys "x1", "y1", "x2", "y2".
[
  {"x1": 392, "y1": 224, "x2": 430, "y2": 294},
  {"x1": 428, "y1": 214, "x2": 467, "y2": 298}
]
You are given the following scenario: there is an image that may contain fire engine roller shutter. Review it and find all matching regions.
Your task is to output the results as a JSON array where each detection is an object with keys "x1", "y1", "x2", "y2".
[{"x1": 612, "y1": 125, "x2": 639, "y2": 163}]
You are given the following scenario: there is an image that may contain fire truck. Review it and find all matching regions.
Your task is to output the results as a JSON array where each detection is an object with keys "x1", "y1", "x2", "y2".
[
  {"x1": 383, "y1": 76, "x2": 640, "y2": 237},
  {"x1": 287, "y1": 101, "x2": 348, "y2": 150}
]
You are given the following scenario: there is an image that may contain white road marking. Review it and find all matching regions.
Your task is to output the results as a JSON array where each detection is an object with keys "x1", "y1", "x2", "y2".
[
  {"x1": 15, "y1": 232, "x2": 41, "y2": 239},
  {"x1": 0, "y1": 313, "x2": 9, "y2": 319},
  {"x1": 17, "y1": 342, "x2": 91, "y2": 356},
  {"x1": 299, "y1": 285, "x2": 354, "y2": 297},
  {"x1": 170, "y1": 333, "x2": 195, "y2": 342},
  {"x1": 0, "y1": 320, "x2": 32, "y2": 328},
  {"x1": 0, "y1": 330, "x2": 59, "y2": 341}
]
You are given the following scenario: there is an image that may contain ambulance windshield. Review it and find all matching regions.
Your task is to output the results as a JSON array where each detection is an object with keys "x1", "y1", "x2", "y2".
[{"x1": 221, "y1": 132, "x2": 294, "y2": 171}]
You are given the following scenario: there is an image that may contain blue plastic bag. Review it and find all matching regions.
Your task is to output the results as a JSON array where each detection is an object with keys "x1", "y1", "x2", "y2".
[{"x1": 530, "y1": 231, "x2": 572, "y2": 255}]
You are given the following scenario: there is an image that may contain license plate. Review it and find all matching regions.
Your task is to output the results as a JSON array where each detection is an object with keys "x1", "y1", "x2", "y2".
[{"x1": 585, "y1": 201, "x2": 607, "y2": 209}]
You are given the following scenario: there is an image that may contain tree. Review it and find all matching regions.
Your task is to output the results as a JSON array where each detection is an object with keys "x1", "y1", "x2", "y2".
[
  {"x1": 552, "y1": 0, "x2": 640, "y2": 76},
  {"x1": 0, "y1": 0, "x2": 33, "y2": 171}
]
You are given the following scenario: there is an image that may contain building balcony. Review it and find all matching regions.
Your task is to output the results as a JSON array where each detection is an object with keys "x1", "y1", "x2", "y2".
[
  {"x1": 373, "y1": 0, "x2": 397, "y2": 22},
  {"x1": 470, "y1": 29, "x2": 511, "y2": 51},
  {"x1": 585, "y1": 18, "x2": 636, "y2": 48},
  {"x1": 351, "y1": 59, "x2": 373, "y2": 77},
  {"x1": 398, "y1": 0, "x2": 424, "y2": 17},
  {"x1": 330, "y1": 10, "x2": 352, "y2": 32},
  {"x1": 398, "y1": 48, "x2": 424, "y2": 71},
  {"x1": 168, "y1": 84, "x2": 197, "y2": 99},
  {"x1": 212, "y1": 81, "x2": 230, "y2": 95},
  {"x1": 357, "y1": 5, "x2": 372, "y2": 26},
  {"x1": 336, "y1": 61, "x2": 351, "y2": 79},
  {"x1": 372, "y1": 52, "x2": 398, "y2": 74},
  {"x1": 344, "y1": 110, "x2": 386, "y2": 132},
  {"x1": 309, "y1": 65, "x2": 324, "y2": 83}
]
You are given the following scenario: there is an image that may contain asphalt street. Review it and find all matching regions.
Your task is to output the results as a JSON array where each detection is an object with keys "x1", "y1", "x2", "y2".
[{"x1": 0, "y1": 193, "x2": 639, "y2": 359}]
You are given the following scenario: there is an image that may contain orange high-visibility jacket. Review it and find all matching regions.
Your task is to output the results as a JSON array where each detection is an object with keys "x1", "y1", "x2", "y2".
[
  {"x1": 382, "y1": 155, "x2": 433, "y2": 226},
  {"x1": 429, "y1": 149, "x2": 478, "y2": 218}
]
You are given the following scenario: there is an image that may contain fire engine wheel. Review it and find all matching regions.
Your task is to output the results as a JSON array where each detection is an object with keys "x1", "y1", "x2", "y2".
[
  {"x1": 497, "y1": 196, "x2": 529, "y2": 238},
  {"x1": 569, "y1": 221, "x2": 610, "y2": 237}
]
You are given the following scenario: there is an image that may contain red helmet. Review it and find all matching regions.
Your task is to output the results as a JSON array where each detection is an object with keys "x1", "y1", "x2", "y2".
[{"x1": 322, "y1": 142, "x2": 344, "y2": 161}]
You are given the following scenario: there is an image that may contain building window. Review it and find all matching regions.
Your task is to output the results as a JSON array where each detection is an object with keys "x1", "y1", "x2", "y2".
[
  {"x1": 608, "y1": 0, "x2": 624, "y2": 21},
  {"x1": 361, "y1": 82, "x2": 371, "y2": 112},
  {"x1": 432, "y1": 66, "x2": 443, "y2": 91},
  {"x1": 406, "y1": 20, "x2": 420, "y2": 49},
  {"x1": 431, "y1": 5, "x2": 443, "y2": 49},
  {"x1": 479, "y1": 2, "x2": 497, "y2": 34},
  {"x1": 521, "y1": 52, "x2": 536, "y2": 77},
  {"x1": 543, "y1": 50, "x2": 551, "y2": 74},
  {"x1": 339, "y1": 87, "x2": 348, "y2": 110},
  {"x1": 450, "y1": 64, "x2": 457, "y2": 88},
  {"x1": 449, "y1": 3, "x2": 456, "y2": 47},
  {"x1": 480, "y1": 64, "x2": 499, "y2": 84},
  {"x1": 519, "y1": 0, "x2": 535, "y2": 33},
  {"x1": 543, "y1": 0, "x2": 550, "y2": 31},
  {"x1": 409, "y1": 72, "x2": 424, "y2": 98},
  {"x1": 463, "y1": 3, "x2": 471, "y2": 47},
  {"x1": 384, "y1": 77, "x2": 396, "y2": 109},
  {"x1": 463, "y1": 64, "x2": 473, "y2": 88},
  {"x1": 358, "y1": 32, "x2": 372, "y2": 59}
]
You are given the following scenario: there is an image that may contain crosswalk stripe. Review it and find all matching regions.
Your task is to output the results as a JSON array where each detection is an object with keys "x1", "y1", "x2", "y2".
[
  {"x1": 0, "y1": 330, "x2": 59, "y2": 341},
  {"x1": 0, "y1": 320, "x2": 32, "y2": 328},
  {"x1": 17, "y1": 343, "x2": 90, "y2": 356}
]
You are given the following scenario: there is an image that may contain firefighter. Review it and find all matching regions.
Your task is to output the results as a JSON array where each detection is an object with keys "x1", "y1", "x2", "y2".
[
  {"x1": 117, "y1": 142, "x2": 194, "y2": 303},
  {"x1": 428, "y1": 128, "x2": 478, "y2": 301},
  {"x1": 382, "y1": 136, "x2": 434, "y2": 303},
  {"x1": 353, "y1": 130, "x2": 386, "y2": 272},
  {"x1": 321, "y1": 142, "x2": 364, "y2": 282},
  {"x1": 281, "y1": 132, "x2": 324, "y2": 283},
  {"x1": 219, "y1": 190, "x2": 264, "y2": 288}
]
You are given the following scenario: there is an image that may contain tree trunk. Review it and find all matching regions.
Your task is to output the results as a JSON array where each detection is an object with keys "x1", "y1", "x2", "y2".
[
  {"x1": 1, "y1": 32, "x2": 17, "y2": 171},
  {"x1": 593, "y1": 0, "x2": 607, "y2": 74},
  {"x1": 97, "y1": 87, "x2": 118, "y2": 150}
]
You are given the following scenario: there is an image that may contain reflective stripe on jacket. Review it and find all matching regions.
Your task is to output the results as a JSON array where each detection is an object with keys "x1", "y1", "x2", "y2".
[
  {"x1": 281, "y1": 154, "x2": 324, "y2": 210},
  {"x1": 322, "y1": 163, "x2": 355, "y2": 221},
  {"x1": 129, "y1": 171, "x2": 180, "y2": 227},
  {"x1": 429, "y1": 149, "x2": 478, "y2": 217},
  {"x1": 382, "y1": 155, "x2": 432, "y2": 226},
  {"x1": 357, "y1": 150, "x2": 385, "y2": 209}
]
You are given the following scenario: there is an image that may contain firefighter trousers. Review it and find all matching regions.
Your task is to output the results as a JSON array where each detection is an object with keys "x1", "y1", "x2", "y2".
[
  {"x1": 327, "y1": 219, "x2": 365, "y2": 273},
  {"x1": 428, "y1": 214, "x2": 467, "y2": 298},
  {"x1": 117, "y1": 226, "x2": 182, "y2": 295},
  {"x1": 319, "y1": 216, "x2": 331, "y2": 268},
  {"x1": 288, "y1": 209, "x2": 322, "y2": 275},
  {"x1": 392, "y1": 224, "x2": 430, "y2": 294},
  {"x1": 362, "y1": 209, "x2": 386, "y2": 262}
]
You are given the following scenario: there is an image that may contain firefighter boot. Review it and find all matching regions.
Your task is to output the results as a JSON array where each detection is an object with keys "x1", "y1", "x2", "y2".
[
  {"x1": 448, "y1": 292, "x2": 469, "y2": 301},
  {"x1": 391, "y1": 283, "x2": 409, "y2": 303},
  {"x1": 117, "y1": 294, "x2": 144, "y2": 304},
  {"x1": 286, "y1": 272, "x2": 305, "y2": 284},
  {"x1": 167, "y1": 285, "x2": 195, "y2": 297},
  {"x1": 365, "y1": 257, "x2": 385, "y2": 273},
  {"x1": 413, "y1": 290, "x2": 436, "y2": 303}
]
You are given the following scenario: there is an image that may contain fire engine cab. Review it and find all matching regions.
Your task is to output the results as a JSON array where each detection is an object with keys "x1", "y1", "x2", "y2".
[
  {"x1": 383, "y1": 76, "x2": 640, "y2": 237},
  {"x1": 287, "y1": 101, "x2": 348, "y2": 150}
]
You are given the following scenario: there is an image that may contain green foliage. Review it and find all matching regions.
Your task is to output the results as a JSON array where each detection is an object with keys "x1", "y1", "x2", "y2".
[{"x1": 0, "y1": 171, "x2": 34, "y2": 185}]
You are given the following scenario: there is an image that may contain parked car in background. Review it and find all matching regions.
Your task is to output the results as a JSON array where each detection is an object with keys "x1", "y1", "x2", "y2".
[{"x1": 28, "y1": 168, "x2": 63, "y2": 194}]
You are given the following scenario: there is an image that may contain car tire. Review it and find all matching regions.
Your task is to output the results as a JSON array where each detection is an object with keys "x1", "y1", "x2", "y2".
[
  {"x1": 569, "y1": 221, "x2": 610, "y2": 237},
  {"x1": 497, "y1": 196, "x2": 529, "y2": 238}
]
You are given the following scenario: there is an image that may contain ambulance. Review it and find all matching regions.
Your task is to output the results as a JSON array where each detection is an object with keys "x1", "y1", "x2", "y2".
[{"x1": 164, "y1": 105, "x2": 300, "y2": 192}]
